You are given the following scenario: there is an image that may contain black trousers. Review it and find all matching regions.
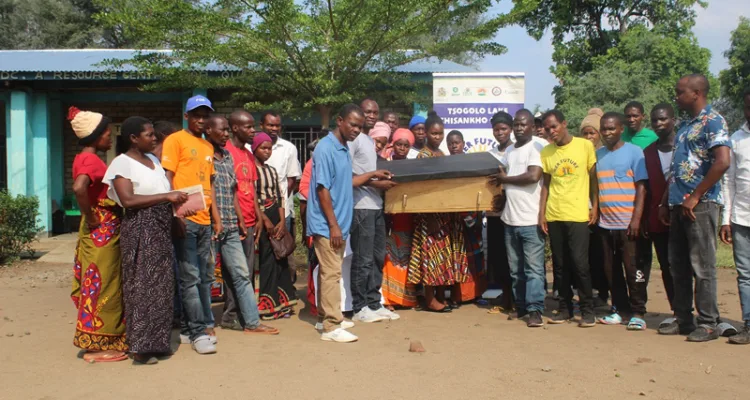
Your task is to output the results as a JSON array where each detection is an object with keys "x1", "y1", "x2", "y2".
[
  {"x1": 643, "y1": 232, "x2": 674, "y2": 310},
  {"x1": 599, "y1": 228, "x2": 651, "y2": 316},
  {"x1": 487, "y1": 216, "x2": 513, "y2": 307},
  {"x1": 547, "y1": 221, "x2": 594, "y2": 316},
  {"x1": 589, "y1": 227, "x2": 608, "y2": 299}
]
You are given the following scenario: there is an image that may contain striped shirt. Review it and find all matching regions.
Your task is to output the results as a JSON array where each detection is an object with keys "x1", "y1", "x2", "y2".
[
  {"x1": 255, "y1": 163, "x2": 286, "y2": 212},
  {"x1": 595, "y1": 143, "x2": 647, "y2": 230},
  {"x1": 213, "y1": 147, "x2": 238, "y2": 230}
]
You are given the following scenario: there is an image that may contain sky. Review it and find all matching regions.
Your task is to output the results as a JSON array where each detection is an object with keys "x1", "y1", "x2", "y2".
[{"x1": 478, "y1": 0, "x2": 750, "y2": 110}]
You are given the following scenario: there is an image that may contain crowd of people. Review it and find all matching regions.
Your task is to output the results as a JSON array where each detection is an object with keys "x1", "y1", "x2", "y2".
[{"x1": 67, "y1": 72, "x2": 750, "y2": 365}]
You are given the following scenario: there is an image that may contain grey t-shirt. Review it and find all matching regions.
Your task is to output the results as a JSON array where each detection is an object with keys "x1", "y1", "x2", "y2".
[{"x1": 348, "y1": 133, "x2": 383, "y2": 210}]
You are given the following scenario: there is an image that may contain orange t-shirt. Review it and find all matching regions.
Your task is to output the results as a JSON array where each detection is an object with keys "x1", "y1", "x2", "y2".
[{"x1": 161, "y1": 129, "x2": 215, "y2": 225}]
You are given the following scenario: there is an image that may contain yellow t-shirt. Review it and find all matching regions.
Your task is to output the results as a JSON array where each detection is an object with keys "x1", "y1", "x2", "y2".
[
  {"x1": 541, "y1": 137, "x2": 596, "y2": 223},
  {"x1": 161, "y1": 129, "x2": 215, "y2": 225}
]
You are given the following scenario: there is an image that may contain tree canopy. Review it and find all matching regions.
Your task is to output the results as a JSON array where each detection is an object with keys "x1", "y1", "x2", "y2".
[
  {"x1": 719, "y1": 17, "x2": 750, "y2": 110},
  {"x1": 97, "y1": 0, "x2": 507, "y2": 126}
]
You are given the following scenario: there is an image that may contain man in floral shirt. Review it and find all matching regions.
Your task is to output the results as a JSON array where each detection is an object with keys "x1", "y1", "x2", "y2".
[{"x1": 657, "y1": 74, "x2": 731, "y2": 342}]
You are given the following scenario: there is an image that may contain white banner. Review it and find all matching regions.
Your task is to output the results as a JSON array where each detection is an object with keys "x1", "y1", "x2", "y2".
[{"x1": 433, "y1": 72, "x2": 525, "y2": 153}]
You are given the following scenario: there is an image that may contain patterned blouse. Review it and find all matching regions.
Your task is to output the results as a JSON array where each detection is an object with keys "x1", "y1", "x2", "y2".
[{"x1": 255, "y1": 163, "x2": 286, "y2": 212}]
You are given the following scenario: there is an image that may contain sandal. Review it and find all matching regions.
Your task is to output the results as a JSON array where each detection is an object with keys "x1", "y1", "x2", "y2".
[
  {"x1": 83, "y1": 350, "x2": 128, "y2": 363},
  {"x1": 627, "y1": 317, "x2": 647, "y2": 331},
  {"x1": 487, "y1": 306, "x2": 504, "y2": 314},
  {"x1": 658, "y1": 317, "x2": 677, "y2": 329},
  {"x1": 244, "y1": 324, "x2": 280, "y2": 335},
  {"x1": 424, "y1": 306, "x2": 452, "y2": 313}
]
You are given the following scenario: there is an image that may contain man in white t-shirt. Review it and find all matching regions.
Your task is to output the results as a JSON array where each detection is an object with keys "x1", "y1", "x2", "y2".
[
  {"x1": 490, "y1": 109, "x2": 546, "y2": 328},
  {"x1": 257, "y1": 111, "x2": 302, "y2": 232}
]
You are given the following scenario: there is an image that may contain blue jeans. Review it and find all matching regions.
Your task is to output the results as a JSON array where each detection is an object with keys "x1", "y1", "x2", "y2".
[
  {"x1": 504, "y1": 224, "x2": 547, "y2": 313},
  {"x1": 730, "y1": 223, "x2": 750, "y2": 327},
  {"x1": 175, "y1": 220, "x2": 215, "y2": 341},
  {"x1": 350, "y1": 209, "x2": 386, "y2": 313},
  {"x1": 215, "y1": 229, "x2": 261, "y2": 329}
]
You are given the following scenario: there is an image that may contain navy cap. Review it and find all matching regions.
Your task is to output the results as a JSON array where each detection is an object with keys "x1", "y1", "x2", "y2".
[{"x1": 185, "y1": 95, "x2": 214, "y2": 112}]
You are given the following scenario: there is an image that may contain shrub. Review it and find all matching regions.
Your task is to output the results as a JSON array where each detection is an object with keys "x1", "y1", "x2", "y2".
[{"x1": 0, "y1": 191, "x2": 43, "y2": 265}]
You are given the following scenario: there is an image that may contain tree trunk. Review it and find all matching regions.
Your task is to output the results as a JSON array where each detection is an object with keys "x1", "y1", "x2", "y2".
[{"x1": 318, "y1": 104, "x2": 332, "y2": 128}]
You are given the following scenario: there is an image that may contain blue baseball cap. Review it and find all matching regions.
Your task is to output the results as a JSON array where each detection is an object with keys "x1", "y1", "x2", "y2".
[{"x1": 185, "y1": 95, "x2": 214, "y2": 112}]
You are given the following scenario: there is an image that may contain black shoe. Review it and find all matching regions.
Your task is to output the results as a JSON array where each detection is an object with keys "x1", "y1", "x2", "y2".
[
  {"x1": 579, "y1": 313, "x2": 596, "y2": 328},
  {"x1": 548, "y1": 311, "x2": 571, "y2": 324},
  {"x1": 728, "y1": 326, "x2": 750, "y2": 345},
  {"x1": 508, "y1": 309, "x2": 528, "y2": 320},
  {"x1": 527, "y1": 311, "x2": 544, "y2": 327},
  {"x1": 220, "y1": 320, "x2": 243, "y2": 331},
  {"x1": 686, "y1": 325, "x2": 719, "y2": 342}
]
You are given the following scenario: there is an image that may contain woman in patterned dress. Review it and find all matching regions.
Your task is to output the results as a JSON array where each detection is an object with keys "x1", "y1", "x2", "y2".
[
  {"x1": 69, "y1": 106, "x2": 127, "y2": 363},
  {"x1": 382, "y1": 128, "x2": 419, "y2": 309},
  {"x1": 408, "y1": 113, "x2": 470, "y2": 312},
  {"x1": 104, "y1": 117, "x2": 188, "y2": 364},
  {"x1": 252, "y1": 133, "x2": 298, "y2": 319}
]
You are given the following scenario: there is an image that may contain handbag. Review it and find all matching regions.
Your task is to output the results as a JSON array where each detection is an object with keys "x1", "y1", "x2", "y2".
[{"x1": 269, "y1": 229, "x2": 296, "y2": 260}]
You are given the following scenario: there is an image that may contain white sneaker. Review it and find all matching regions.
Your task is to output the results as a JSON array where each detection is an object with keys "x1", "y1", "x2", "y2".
[
  {"x1": 320, "y1": 328, "x2": 359, "y2": 343},
  {"x1": 353, "y1": 307, "x2": 387, "y2": 323},
  {"x1": 373, "y1": 307, "x2": 401, "y2": 321},
  {"x1": 315, "y1": 320, "x2": 355, "y2": 331},
  {"x1": 191, "y1": 335, "x2": 217, "y2": 354}
]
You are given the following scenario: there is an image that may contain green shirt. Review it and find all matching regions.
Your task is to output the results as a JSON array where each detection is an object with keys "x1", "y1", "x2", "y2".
[{"x1": 622, "y1": 127, "x2": 658, "y2": 150}]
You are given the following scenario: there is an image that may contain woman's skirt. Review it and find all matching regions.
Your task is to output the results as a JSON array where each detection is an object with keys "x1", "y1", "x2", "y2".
[
  {"x1": 255, "y1": 202, "x2": 298, "y2": 320},
  {"x1": 408, "y1": 213, "x2": 469, "y2": 287},
  {"x1": 121, "y1": 203, "x2": 175, "y2": 354},
  {"x1": 383, "y1": 215, "x2": 418, "y2": 307},
  {"x1": 71, "y1": 200, "x2": 127, "y2": 351}
]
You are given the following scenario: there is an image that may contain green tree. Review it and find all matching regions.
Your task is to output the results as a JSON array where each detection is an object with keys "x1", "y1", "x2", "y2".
[
  {"x1": 556, "y1": 25, "x2": 714, "y2": 131},
  {"x1": 97, "y1": 0, "x2": 506, "y2": 126},
  {"x1": 0, "y1": 0, "x2": 130, "y2": 49},
  {"x1": 719, "y1": 17, "x2": 750, "y2": 110}
]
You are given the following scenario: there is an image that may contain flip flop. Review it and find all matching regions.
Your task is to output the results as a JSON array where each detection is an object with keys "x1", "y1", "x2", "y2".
[
  {"x1": 487, "y1": 306, "x2": 504, "y2": 314},
  {"x1": 83, "y1": 351, "x2": 128, "y2": 363},
  {"x1": 424, "y1": 306, "x2": 452, "y2": 313},
  {"x1": 718, "y1": 322, "x2": 738, "y2": 337},
  {"x1": 244, "y1": 324, "x2": 280, "y2": 335},
  {"x1": 627, "y1": 317, "x2": 647, "y2": 331}
]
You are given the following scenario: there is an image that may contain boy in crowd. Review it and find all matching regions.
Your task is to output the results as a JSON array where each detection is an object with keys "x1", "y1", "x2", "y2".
[
  {"x1": 658, "y1": 74, "x2": 730, "y2": 342},
  {"x1": 644, "y1": 103, "x2": 677, "y2": 324},
  {"x1": 161, "y1": 95, "x2": 217, "y2": 354},
  {"x1": 539, "y1": 110, "x2": 598, "y2": 327},
  {"x1": 491, "y1": 109, "x2": 546, "y2": 327},
  {"x1": 206, "y1": 116, "x2": 279, "y2": 336},
  {"x1": 594, "y1": 112, "x2": 650, "y2": 330},
  {"x1": 719, "y1": 89, "x2": 750, "y2": 345},
  {"x1": 622, "y1": 101, "x2": 658, "y2": 150}
]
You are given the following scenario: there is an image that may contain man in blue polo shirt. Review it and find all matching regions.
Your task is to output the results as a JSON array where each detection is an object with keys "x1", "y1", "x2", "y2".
[{"x1": 307, "y1": 104, "x2": 391, "y2": 343}]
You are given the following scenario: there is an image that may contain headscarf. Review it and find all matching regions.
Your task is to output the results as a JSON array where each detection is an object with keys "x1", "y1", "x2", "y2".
[
  {"x1": 580, "y1": 108, "x2": 604, "y2": 133},
  {"x1": 67, "y1": 106, "x2": 111, "y2": 146},
  {"x1": 409, "y1": 115, "x2": 426, "y2": 129},
  {"x1": 252, "y1": 132, "x2": 272, "y2": 153},
  {"x1": 391, "y1": 128, "x2": 415, "y2": 146},
  {"x1": 369, "y1": 121, "x2": 390, "y2": 140}
]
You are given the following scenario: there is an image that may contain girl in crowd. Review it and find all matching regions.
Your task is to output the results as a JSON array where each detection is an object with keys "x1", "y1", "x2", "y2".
[
  {"x1": 580, "y1": 108, "x2": 604, "y2": 149},
  {"x1": 68, "y1": 106, "x2": 127, "y2": 362},
  {"x1": 253, "y1": 132, "x2": 298, "y2": 319},
  {"x1": 369, "y1": 121, "x2": 391, "y2": 157},
  {"x1": 104, "y1": 117, "x2": 188, "y2": 365},
  {"x1": 151, "y1": 120, "x2": 181, "y2": 160},
  {"x1": 407, "y1": 115, "x2": 427, "y2": 159},
  {"x1": 408, "y1": 113, "x2": 469, "y2": 312},
  {"x1": 445, "y1": 130, "x2": 486, "y2": 305},
  {"x1": 382, "y1": 129, "x2": 419, "y2": 309}
]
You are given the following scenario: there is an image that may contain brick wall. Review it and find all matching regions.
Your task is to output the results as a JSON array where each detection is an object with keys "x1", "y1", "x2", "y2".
[{"x1": 62, "y1": 101, "x2": 182, "y2": 192}]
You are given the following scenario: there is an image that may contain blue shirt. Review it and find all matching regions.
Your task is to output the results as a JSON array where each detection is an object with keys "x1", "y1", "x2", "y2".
[
  {"x1": 596, "y1": 143, "x2": 647, "y2": 230},
  {"x1": 306, "y1": 132, "x2": 353, "y2": 239},
  {"x1": 668, "y1": 105, "x2": 730, "y2": 206}
]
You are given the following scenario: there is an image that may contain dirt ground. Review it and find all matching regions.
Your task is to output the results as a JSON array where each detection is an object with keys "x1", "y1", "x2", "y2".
[{"x1": 0, "y1": 259, "x2": 748, "y2": 400}]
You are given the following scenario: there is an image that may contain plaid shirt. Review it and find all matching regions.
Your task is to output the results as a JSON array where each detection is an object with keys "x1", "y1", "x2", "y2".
[{"x1": 213, "y1": 147, "x2": 239, "y2": 230}]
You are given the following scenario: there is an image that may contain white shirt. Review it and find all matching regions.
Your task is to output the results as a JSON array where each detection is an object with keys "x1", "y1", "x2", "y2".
[
  {"x1": 658, "y1": 149, "x2": 673, "y2": 177},
  {"x1": 103, "y1": 153, "x2": 171, "y2": 207},
  {"x1": 499, "y1": 139, "x2": 545, "y2": 226},
  {"x1": 722, "y1": 123, "x2": 750, "y2": 227},
  {"x1": 249, "y1": 137, "x2": 301, "y2": 218}
]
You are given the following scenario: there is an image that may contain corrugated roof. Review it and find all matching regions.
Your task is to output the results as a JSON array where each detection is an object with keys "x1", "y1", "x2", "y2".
[{"x1": 0, "y1": 49, "x2": 475, "y2": 73}]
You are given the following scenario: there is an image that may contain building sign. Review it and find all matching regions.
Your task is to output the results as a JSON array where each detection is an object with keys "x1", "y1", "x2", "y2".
[
  {"x1": 432, "y1": 72, "x2": 525, "y2": 153},
  {"x1": 0, "y1": 70, "x2": 245, "y2": 81}
]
